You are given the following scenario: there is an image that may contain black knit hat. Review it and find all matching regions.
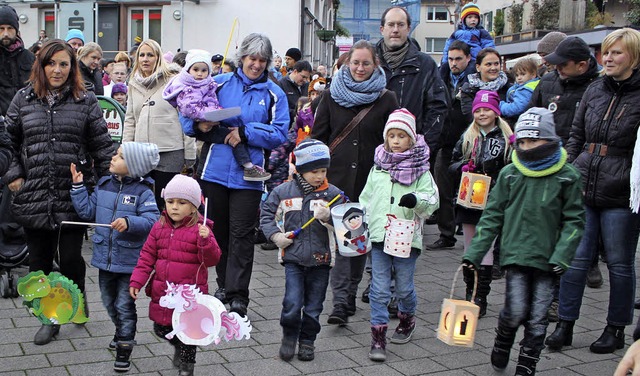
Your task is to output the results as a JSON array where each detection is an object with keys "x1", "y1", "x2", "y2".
[
  {"x1": 0, "y1": 6, "x2": 19, "y2": 31},
  {"x1": 285, "y1": 48, "x2": 302, "y2": 62}
]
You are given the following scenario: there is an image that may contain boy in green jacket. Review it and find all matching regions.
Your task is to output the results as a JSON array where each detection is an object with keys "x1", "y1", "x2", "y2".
[{"x1": 462, "y1": 107, "x2": 584, "y2": 376}]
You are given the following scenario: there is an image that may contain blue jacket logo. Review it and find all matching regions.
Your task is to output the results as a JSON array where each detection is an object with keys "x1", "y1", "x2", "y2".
[{"x1": 122, "y1": 195, "x2": 137, "y2": 205}]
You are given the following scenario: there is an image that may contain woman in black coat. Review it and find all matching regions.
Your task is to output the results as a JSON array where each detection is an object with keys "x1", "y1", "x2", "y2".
[{"x1": 3, "y1": 39, "x2": 114, "y2": 345}]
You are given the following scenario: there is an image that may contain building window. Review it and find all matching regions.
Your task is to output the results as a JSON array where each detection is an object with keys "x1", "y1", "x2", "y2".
[
  {"x1": 426, "y1": 6, "x2": 449, "y2": 22},
  {"x1": 43, "y1": 10, "x2": 55, "y2": 40},
  {"x1": 129, "y1": 8, "x2": 162, "y2": 48},
  {"x1": 425, "y1": 37, "x2": 447, "y2": 53},
  {"x1": 354, "y1": 0, "x2": 370, "y2": 19},
  {"x1": 483, "y1": 12, "x2": 493, "y2": 33},
  {"x1": 352, "y1": 33, "x2": 370, "y2": 42}
]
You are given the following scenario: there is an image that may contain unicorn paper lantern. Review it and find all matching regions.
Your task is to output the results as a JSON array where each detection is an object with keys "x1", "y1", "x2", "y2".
[{"x1": 159, "y1": 282, "x2": 252, "y2": 346}]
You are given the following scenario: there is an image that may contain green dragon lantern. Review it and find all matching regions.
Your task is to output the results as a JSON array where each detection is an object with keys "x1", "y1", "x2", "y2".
[{"x1": 17, "y1": 271, "x2": 89, "y2": 325}]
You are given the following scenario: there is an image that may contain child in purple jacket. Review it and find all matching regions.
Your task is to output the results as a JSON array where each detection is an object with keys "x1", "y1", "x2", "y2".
[{"x1": 163, "y1": 49, "x2": 270, "y2": 181}]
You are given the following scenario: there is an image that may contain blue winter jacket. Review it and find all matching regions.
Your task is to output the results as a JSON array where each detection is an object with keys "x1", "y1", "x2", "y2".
[
  {"x1": 500, "y1": 78, "x2": 540, "y2": 118},
  {"x1": 70, "y1": 175, "x2": 160, "y2": 273},
  {"x1": 441, "y1": 24, "x2": 495, "y2": 65},
  {"x1": 181, "y1": 69, "x2": 289, "y2": 190}
]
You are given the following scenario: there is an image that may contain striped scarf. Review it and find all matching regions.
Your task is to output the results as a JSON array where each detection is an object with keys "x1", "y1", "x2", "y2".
[
  {"x1": 330, "y1": 65, "x2": 387, "y2": 108},
  {"x1": 373, "y1": 135, "x2": 430, "y2": 186}
]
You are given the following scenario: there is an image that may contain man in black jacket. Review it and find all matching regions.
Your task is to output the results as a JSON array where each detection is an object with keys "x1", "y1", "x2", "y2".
[
  {"x1": 429, "y1": 40, "x2": 476, "y2": 250},
  {"x1": 0, "y1": 5, "x2": 35, "y2": 117},
  {"x1": 277, "y1": 60, "x2": 312, "y2": 125}
]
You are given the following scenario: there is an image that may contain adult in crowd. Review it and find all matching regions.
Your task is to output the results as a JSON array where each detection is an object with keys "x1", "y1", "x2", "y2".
[
  {"x1": 181, "y1": 33, "x2": 289, "y2": 317},
  {"x1": 460, "y1": 47, "x2": 510, "y2": 124},
  {"x1": 211, "y1": 53, "x2": 224, "y2": 75},
  {"x1": 312, "y1": 39, "x2": 399, "y2": 325},
  {"x1": 3, "y1": 39, "x2": 114, "y2": 345},
  {"x1": 375, "y1": 6, "x2": 447, "y2": 161},
  {"x1": 65, "y1": 29, "x2": 84, "y2": 51},
  {"x1": 429, "y1": 40, "x2": 476, "y2": 250},
  {"x1": 103, "y1": 62, "x2": 128, "y2": 97},
  {"x1": 122, "y1": 39, "x2": 196, "y2": 207},
  {"x1": 77, "y1": 42, "x2": 104, "y2": 95},
  {"x1": 278, "y1": 60, "x2": 312, "y2": 124},
  {"x1": 536, "y1": 31, "x2": 567, "y2": 77},
  {"x1": 281, "y1": 47, "x2": 301, "y2": 77},
  {"x1": 545, "y1": 28, "x2": 640, "y2": 354},
  {"x1": 0, "y1": 5, "x2": 35, "y2": 116}
]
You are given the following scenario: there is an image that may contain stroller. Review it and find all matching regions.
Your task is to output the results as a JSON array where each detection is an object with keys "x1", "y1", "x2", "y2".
[{"x1": 0, "y1": 183, "x2": 28, "y2": 298}]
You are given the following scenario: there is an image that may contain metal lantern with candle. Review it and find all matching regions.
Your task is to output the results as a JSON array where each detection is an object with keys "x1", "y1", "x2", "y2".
[
  {"x1": 437, "y1": 265, "x2": 479, "y2": 347},
  {"x1": 456, "y1": 171, "x2": 491, "y2": 210}
]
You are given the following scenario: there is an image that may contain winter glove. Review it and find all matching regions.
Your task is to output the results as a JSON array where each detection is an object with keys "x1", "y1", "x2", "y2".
[
  {"x1": 271, "y1": 232, "x2": 294, "y2": 249},
  {"x1": 551, "y1": 264, "x2": 565, "y2": 276},
  {"x1": 461, "y1": 159, "x2": 476, "y2": 173},
  {"x1": 462, "y1": 259, "x2": 476, "y2": 270},
  {"x1": 313, "y1": 205, "x2": 331, "y2": 222},
  {"x1": 398, "y1": 193, "x2": 417, "y2": 209}
]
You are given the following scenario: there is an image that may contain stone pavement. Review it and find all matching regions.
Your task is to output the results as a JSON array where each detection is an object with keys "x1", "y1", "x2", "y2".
[{"x1": 0, "y1": 225, "x2": 633, "y2": 375}]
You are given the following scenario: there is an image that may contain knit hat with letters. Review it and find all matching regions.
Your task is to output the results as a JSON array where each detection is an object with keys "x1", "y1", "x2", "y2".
[
  {"x1": 121, "y1": 142, "x2": 159, "y2": 178},
  {"x1": 294, "y1": 138, "x2": 330, "y2": 173},
  {"x1": 472, "y1": 90, "x2": 501, "y2": 116},
  {"x1": 161, "y1": 174, "x2": 202, "y2": 208},
  {"x1": 515, "y1": 107, "x2": 559, "y2": 141},
  {"x1": 383, "y1": 108, "x2": 417, "y2": 144}
]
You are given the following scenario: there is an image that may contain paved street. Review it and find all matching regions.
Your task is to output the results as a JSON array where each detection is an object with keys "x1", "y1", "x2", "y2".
[{"x1": 0, "y1": 225, "x2": 633, "y2": 375}]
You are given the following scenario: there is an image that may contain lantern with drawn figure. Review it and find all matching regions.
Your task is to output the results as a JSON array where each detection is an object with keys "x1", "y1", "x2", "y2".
[
  {"x1": 457, "y1": 172, "x2": 491, "y2": 210},
  {"x1": 437, "y1": 265, "x2": 479, "y2": 347},
  {"x1": 331, "y1": 203, "x2": 371, "y2": 257}
]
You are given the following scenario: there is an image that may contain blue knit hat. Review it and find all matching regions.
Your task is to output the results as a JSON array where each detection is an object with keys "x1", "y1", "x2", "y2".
[
  {"x1": 294, "y1": 138, "x2": 330, "y2": 173},
  {"x1": 65, "y1": 29, "x2": 85, "y2": 43},
  {"x1": 121, "y1": 142, "x2": 159, "y2": 178}
]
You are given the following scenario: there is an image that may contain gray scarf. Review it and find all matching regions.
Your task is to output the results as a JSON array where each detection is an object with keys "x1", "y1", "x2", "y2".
[
  {"x1": 467, "y1": 71, "x2": 509, "y2": 92},
  {"x1": 382, "y1": 42, "x2": 409, "y2": 70}
]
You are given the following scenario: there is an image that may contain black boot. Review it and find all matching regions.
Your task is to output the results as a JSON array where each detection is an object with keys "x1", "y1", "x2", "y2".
[
  {"x1": 590, "y1": 325, "x2": 625, "y2": 354},
  {"x1": 34, "y1": 324, "x2": 60, "y2": 345},
  {"x1": 178, "y1": 362, "x2": 195, "y2": 376},
  {"x1": 474, "y1": 266, "x2": 492, "y2": 317},
  {"x1": 545, "y1": 319, "x2": 574, "y2": 351},
  {"x1": 327, "y1": 304, "x2": 348, "y2": 325},
  {"x1": 113, "y1": 341, "x2": 134, "y2": 372},
  {"x1": 491, "y1": 324, "x2": 517, "y2": 370},
  {"x1": 346, "y1": 294, "x2": 356, "y2": 316},
  {"x1": 462, "y1": 267, "x2": 475, "y2": 302},
  {"x1": 515, "y1": 347, "x2": 540, "y2": 375}
]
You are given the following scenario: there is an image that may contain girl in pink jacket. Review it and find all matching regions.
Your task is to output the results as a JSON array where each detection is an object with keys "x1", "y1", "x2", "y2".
[{"x1": 130, "y1": 175, "x2": 220, "y2": 376}]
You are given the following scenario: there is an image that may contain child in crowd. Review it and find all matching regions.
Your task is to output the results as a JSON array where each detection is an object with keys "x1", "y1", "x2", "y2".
[
  {"x1": 462, "y1": 108, "x2": 584, "y2": 376},
  {"x1": 450, "y1": 90, "x2": 513, "y2": 318},
  {"x1": 260, "y1": 139, "x2": 344, "y2": 362},
  {"x1": 359, "y1": 109, "x2": 439, "y2": 362},
  {"x1": 129, "y1": 174, "x2": 221, "y2": 376},
  {"x1": 164, "y1": 49, "x2": 270, "y2": 182},
  {"x1": 440, "y1": 3, "x2": 495, "y2": 75},
  {"x1": 69, "y1": 142, "x2": 161, "y2": 372},
  {"x1": 111, "y1": 83, "x2": 128, "y2": 109},
  {"x1": 500, "y1": 57, "x2": 540, "y2": 123}
]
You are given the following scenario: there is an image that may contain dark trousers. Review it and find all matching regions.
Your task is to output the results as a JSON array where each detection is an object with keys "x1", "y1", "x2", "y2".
[
  {"x1": 281, "y1": 264, "x2": 330, "y2": 343},
  {"x1": 434, "y1": 147, "x2": 456, "y2": 242},
  {"x1": 99, "y1": 270, "x2": 137, "y2": 341},
  {"x1": 150, "y1": 170, "x2": 178, "y2": 211},
  {"x1": 26, "y1": 227, "x2": 86, "y2": 292},
  {"x1": 154, "y1": 323, "x2": 196, "y2": 364},
  {"x1": 330, "y1": 252, "x2": 367, "y2": 307},
  {"x1": 199, "y1": 180, "x2": 262, "y2": 305}
]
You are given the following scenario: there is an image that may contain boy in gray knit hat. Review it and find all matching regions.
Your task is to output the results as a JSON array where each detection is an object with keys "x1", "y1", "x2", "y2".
[
  {"x1": 69, "y1": 142, "x2": 161, "y2": 372},
  {"x1": 462, "y1": 108, "x2": 584, "y2": 376}
]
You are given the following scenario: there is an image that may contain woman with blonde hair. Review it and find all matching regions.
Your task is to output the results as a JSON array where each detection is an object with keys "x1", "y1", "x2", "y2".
[
  {"x1": 122, "y1": 39, "x2": 196, "y2": 208},
  {"x1": 77, "y1": 42, "x2": 104, "y2": 95}
]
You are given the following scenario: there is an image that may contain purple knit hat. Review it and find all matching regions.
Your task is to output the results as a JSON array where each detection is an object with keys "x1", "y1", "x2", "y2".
[
  {"x1": 111, "y1": 83, "x2": 128, "y2": 95},
  {"x1": 161, "y1": 174, "x2": 202, "y2": 208},
  {"x1": 472, "y1": 90, "x2": 501, "y2": 116}
]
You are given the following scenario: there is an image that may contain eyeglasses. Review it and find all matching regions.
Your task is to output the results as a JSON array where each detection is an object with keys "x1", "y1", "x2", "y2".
[{"x1": 350, "y1": 61, "x2": 373, "y2": 68}]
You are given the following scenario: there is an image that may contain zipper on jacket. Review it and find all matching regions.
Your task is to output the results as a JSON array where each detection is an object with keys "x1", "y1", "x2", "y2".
[{"x1": 107, "y1": 180, "x2": 124, "y2": 270}]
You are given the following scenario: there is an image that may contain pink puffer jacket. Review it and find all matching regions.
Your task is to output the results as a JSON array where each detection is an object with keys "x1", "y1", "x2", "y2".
[{"x1": 130, "y1": 212, "x2": 221, "y2": 326}]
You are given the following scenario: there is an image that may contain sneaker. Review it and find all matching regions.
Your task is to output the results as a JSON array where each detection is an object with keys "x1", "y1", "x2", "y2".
[
  {"x1": 427, "y1": 238, "x2": 455, "y2": 250},
  {"x1": 109, "y1": 335, "x2": 119, "y2": 350},
  {"x1": 297, "y1": 342, "x2": 315, "y2": 361},
  {"x1": 327, "y1": 305, "x2": 348, "y2": 325},
  {"x1": 113, "y1": 342, "x2": 133, "y2": 372},
  {"x1": 244, "y1": 166, "x2": 271, "y2": 181}
]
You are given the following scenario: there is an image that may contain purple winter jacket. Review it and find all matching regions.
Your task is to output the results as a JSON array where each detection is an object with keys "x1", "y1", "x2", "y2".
[
  {"x1": 163, "y1": 70, "x2": 221, "y2": 122},
  {"x1": 130, "y1": 211, "x2": 221, "y2": 326}
]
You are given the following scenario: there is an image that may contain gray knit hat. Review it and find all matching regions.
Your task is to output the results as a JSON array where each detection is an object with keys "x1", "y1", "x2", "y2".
[
  {"x1": 121, "y1": 142, "x2": 160, "y2": 178},
  {"x1": 537, "y1": 32, "x2": 567, "y2": 56},
  {"x1": 515, "y1": 108, "x2": 559, "y2": 141}
]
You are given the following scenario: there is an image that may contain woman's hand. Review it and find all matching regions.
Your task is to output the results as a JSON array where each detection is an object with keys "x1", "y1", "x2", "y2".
[
  {"x1": 70, "y1": 163, "x2": 84, "y2": 184},
  {"x1": 129, "y1": 287, "x2": 139, "y2": 300},
  {"x1": 8, "y1": 178, "x2": 24, "y2": 192},
  {"x1": 197, "y1": 121, "x2": 219, "y2": 133},
  {"x1": 224, "y1": 127, "x2": 241, "y2": 148},
  {"x1": 198, "y1": 224, "x2": 210, "y2": 239}
]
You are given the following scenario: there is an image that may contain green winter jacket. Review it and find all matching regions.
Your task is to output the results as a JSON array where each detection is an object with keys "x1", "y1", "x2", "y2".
[
  {"x1": 463, "y1": 154, "x2": 585, "y2": 272},
  {"x1": 359, "y1": 166, "x2": 439, "y2": 250}
]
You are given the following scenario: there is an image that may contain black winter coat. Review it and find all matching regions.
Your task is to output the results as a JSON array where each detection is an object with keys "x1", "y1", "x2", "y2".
[
  {"x1": 80, "y1": 60, "x2": 104, "y2": 96},
  {"x1": 528, "y1": 58, "x2": 600, "y2": 144},
  {"x1": 311, "y1": 89, "x2": 399, "y2": 201},
  {"x1": 0, "y1": 122, "x2": 12, "y2": 177},
  {"x1": 278, "y1": 75, "x2": 308, "y2": 125},
  {"x1": 376, "y1": 39, "x2": 448, "y2": 152},
  {"x1": 0, "y1": 39, "x2": 35, "y2": 116},
  {"x1": 3, "y1": 85, "x2": 115, "y2": 230},
  {"x1": 440, "y1": 63, "x2": 477, "y2": 149},
  {"x1": 566, "y1": 69, "x2": 640, "y2": 208}
]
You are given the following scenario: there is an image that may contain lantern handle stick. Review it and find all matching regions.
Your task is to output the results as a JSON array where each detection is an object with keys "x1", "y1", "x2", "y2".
[
  {"x1": 60, "y1": 220, "x2": 113, "y2": 228},
  {"x1": 287, "y1": 192, "x2": 343, "y2": 239},
  {"x1": 451, "y1": 264, "x2": 478, "y2": 302},
  {"x1": 203, "y1": 197, "x2": 209, "y2": 223}
]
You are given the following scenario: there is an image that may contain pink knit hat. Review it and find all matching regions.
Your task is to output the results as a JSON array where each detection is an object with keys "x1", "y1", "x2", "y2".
[
  {"x1": 161, "y1": 174, "x2": 202, "y2": 208},
  {"x1": 472, "y1": 90, "x2": 501, "y2": 116},
  {"x1": 383, "y1": 108, "x2": 417, "y2": 144}
]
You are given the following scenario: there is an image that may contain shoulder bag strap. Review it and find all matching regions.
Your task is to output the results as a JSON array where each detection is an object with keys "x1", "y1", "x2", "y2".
[{"x1": 329, "y1": 89, "x2": 388, "y2": 153}]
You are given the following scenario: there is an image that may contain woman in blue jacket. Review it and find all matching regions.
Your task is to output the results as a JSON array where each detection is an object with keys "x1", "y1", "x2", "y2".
[{"x1": 181, "y1": 33, "x2": 289, "y2": 317}]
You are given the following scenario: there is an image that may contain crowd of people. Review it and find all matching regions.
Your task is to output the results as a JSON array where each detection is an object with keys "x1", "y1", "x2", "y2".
[{"x1": 2, "y1": 2, "x2": 640, "y2": 376}]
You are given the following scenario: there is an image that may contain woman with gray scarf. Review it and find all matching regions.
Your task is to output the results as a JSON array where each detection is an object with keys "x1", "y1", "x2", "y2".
[{"x1": 312, "y1": 39, "x2": 399, "y2": 326}]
